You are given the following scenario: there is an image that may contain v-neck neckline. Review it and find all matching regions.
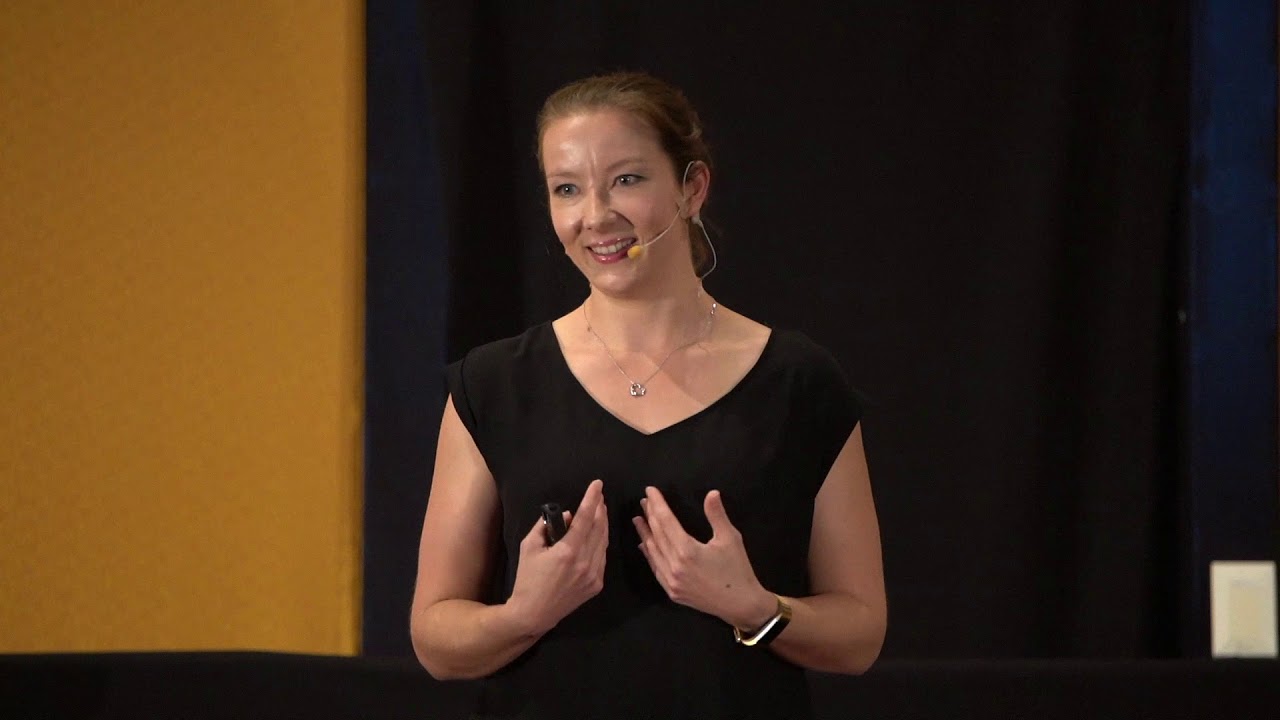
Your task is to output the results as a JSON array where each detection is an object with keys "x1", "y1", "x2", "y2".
[{"x1": 545, "y1": 322, "x2": 776, "y2": 438}]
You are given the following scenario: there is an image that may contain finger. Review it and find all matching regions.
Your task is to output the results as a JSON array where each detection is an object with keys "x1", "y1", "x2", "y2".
[
  {"x1": 566, "y1": 479, "x2": 604, "y2": 541},
  {"x1": 631, "y1": 515, "x2": 654, "y2": 544},
  {"x1": 643, "y1": 486, "x2": 677, "y2": 523},
  {"x1": 587, "y1": 511, "x2": 609, "y2": 584},
  {"x1": 581, "y1": 500, "x2": 609, "y2": 583},
  {"x1": 643, "y1": 487, "x2": 687, "y2": 552},
  {"x1": 637, "y1": 539, "x2": 660, "y2": 577},
  {"x1": 582, "y1": 496, "x2": 610, "y2": 559},
  {"x1": 639, "y1": 495, "x2": 672, "y2": 554},
  {"x1": 520, "y1": 515, "x2": 548, "y2": 552},
  {"x1": 703, "y1": 490, "x2": 737, "y2": 539},
  {"x1": 637, "y1": 540, "x2": 659, "y2": 580},
  {"x1": 555, "y1": 510, "x2": 575, "y2": 547},
  {"x1": 633, "y1": 515, "x2": 671, "y2": 581}
]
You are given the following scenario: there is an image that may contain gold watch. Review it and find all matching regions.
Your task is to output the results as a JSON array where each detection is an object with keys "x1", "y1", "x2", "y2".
[{"x1": 733, "y1": 595, "x2": 792, "y2": 646}]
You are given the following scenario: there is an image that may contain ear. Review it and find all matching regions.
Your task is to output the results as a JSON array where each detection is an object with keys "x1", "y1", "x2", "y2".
[{"x1": 682, "y1": 161, "x2": 711, "y2": 219}]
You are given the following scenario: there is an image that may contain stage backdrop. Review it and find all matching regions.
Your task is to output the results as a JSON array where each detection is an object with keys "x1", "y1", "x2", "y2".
[
  {"x1": 0, "y1": 2, "x2": 364, "y2": 653},
  {"x1": 366, "y1": 0, "x2": 1196, "y2": 658}
]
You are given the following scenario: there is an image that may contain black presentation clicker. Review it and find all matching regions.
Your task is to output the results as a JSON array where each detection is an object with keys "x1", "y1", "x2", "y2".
[{"x1": 540, "y1": 503, "x2": 567, "y2": 545}]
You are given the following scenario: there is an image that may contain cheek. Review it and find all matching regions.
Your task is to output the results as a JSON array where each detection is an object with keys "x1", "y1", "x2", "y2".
[
  {"x1": 549, "y1": 210, "x2": 577, "y2": 248},
  {"x1": 614, "y1": 194, "x2": 669, "y2": 227}
]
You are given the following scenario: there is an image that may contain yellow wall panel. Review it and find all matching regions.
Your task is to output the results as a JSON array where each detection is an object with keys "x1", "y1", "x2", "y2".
[{"x1": 0, "y1": 1, "x2": 364, "y2": 653}]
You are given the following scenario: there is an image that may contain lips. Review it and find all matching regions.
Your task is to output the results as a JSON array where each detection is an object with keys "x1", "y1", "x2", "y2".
[{"x1": 588, "y1": 237, "x2": 638, "y2": 263}]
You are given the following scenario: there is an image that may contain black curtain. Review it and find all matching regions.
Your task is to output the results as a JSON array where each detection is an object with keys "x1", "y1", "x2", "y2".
[
  {"x1": 374, "y1": 0, "x2": 1187, "y2": 658},
  {"x1": 364, "y1": 0, "x2": 450, "y2": 656}
]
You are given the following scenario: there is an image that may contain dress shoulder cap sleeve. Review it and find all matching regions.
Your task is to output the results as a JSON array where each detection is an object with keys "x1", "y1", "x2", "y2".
[
  {"x1": 777, "y1": 331, "x2": 865, "y2": 495},
  {"x1": 445, "y1": 351, "x2": 480, "y2": 443},
  {"x1": 443, "y1": 329, "x2": 535, "y2": 457}
]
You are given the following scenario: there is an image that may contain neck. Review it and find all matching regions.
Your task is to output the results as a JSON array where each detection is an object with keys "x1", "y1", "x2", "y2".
[{"x1": 583, "y1": 285, "x2": 714, "y2": 354}]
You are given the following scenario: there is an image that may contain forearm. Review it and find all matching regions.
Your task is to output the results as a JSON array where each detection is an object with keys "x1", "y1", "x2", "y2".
[
  {"x1": 742, "y1": 591, "x2": 886, "y2": 675},
  {"x1": 411, "y1": 598, "x2": 541, "y2": 680}
]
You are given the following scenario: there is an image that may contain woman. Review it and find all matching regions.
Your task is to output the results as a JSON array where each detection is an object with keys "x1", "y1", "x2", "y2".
[{"x1": 410, "y1": 72, "x2": 886, "y2": 720}]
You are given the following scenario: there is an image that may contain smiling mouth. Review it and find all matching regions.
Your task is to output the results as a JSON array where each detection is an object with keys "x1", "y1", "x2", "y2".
[{"x1": 590, "y1": 238, "x2": 637, "y2": 256}]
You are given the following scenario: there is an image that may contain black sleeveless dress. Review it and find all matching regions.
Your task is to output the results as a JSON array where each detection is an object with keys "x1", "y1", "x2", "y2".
[{"x1": 445, "y1": 323, "x2": 862, "y2": 720}]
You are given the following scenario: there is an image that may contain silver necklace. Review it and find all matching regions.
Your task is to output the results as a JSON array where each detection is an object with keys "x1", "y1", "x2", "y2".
[{"x1": 584, "y1": 301, "x2": 718, "y2": 398}]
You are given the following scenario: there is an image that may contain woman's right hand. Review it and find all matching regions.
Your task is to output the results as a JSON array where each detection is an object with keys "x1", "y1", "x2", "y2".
[{"x1": 506, "y1": 479, "x2": 609, "y2": 636}]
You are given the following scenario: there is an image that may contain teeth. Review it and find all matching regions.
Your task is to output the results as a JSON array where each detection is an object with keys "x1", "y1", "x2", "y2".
[{"x1": 591, "y1": 239, "x2": 635, "y2": 255}]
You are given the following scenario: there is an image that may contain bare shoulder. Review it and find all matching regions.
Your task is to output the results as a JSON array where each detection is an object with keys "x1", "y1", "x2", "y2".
[
  {"x1": 709, "y1": 304, "x2": 771, "y2": 355},
  {"x1": 550, "y1": 309, "x2": 590, "y2": 358},
  {"x1": 551, "y1": 309, "x2": 580, "y2": 340}
]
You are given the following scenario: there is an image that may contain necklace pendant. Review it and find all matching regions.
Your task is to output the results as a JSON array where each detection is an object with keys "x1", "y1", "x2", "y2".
[{"x1": 629, "y1": 382, "x2": 647, "y2": 397}]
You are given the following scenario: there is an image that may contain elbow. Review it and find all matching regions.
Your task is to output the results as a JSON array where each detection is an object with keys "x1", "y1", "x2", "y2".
[
  {"x1": 841, "y1": 643, "x2": 882, "y2": 676},
  {"x1": 834, "y1": 612, "x2": 887, "y2": 676},
  {"x1": 409, "y1": 628, "x2": 446, "y2": 679},
  {"x1": 796, "y1": 629, "x2": 884, "y2": 676},
  {"x1": 419, "y1": 658, "x2": 469, "y2": 682},
  {"x1": 422, "y1": 659, "x2": 490, "y2": 681},
  {"x1": 410, "y1": 611, "x2": 465, "y2": 681},
  {"x1": 412, "y1": 643, "x2": 453, "y2": 681},
  {"x1": 412, "y1": 637, "x2": 478, "y2": 681},
  {"x1": 410, "y1": 616, "x2": 492, "y2": 681},
  {"x1": 827, "y1": 639, "x2": 883, "y2": 676}
]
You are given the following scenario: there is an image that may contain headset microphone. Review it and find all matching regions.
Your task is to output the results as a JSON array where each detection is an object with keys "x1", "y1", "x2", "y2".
[
  {"x1": 626, "y1": 206, "x2": 683, "y2": 259},
  {"x1": 624, "y1": 210, "x2": 716, "y2": 280},
  {"x1": 626, "y1": 161, "x2": 699, "y2": 260}
]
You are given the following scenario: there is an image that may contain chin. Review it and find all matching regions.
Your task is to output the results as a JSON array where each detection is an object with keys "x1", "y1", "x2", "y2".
[
  {"x1": 588, "y1": 264, "x2": 655, "y2": 295},
  {"x1": 587, "y1": 273, "x2": 638, "y2": 297}
]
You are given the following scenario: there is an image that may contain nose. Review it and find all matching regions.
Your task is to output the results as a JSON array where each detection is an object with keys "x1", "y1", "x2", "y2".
[{"x1": 582, "y1": 185, "x2": 613, "y2": 229}]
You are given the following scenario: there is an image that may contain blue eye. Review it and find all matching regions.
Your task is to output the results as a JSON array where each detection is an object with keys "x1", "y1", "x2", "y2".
[{"x1": 552, "y1": 184, "x2": 577, "y2": 197}]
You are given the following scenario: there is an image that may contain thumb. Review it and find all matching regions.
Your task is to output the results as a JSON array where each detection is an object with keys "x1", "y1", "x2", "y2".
[
  {"x1": 521, "y1": 514, "x2": 547, "y2": 551},
  {"x1": 704, "y1": 490, "x2": 735, "y2": 536}
]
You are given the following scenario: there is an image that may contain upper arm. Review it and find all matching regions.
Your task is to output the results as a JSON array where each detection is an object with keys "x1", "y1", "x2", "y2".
[
  {"x1": 411, "y1": 395, "x2": 502, "y2": 616},
  {"x1": 808, "y1": 423, "x2": 886, "y2": 619}
]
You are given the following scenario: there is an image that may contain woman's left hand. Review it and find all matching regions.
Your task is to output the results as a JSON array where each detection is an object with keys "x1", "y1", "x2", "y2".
[{"x1": 633, "y1": 486, "x2": 776, "y2": 630}]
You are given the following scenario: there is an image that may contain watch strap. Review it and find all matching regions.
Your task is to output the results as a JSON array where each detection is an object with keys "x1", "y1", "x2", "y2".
[{"x1": 733, "y1": 595, "x2": 792, "y2": 646}]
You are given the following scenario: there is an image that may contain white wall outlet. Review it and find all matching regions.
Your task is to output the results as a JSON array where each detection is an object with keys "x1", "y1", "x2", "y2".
[{"x1": 1210, "y1": 560, "x2": 1278, "y2": 658}]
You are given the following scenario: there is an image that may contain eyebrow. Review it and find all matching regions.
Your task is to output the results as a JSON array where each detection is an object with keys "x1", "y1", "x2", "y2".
[
  {"x1": 545, "y1": 157, "x2": 650, "y2": 180},
  {"x1": 605, "y1": 157, "x2": 648, "y2": 172}
]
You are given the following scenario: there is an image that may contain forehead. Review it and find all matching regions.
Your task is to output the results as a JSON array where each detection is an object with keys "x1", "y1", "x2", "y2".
[{"x1": 541, "y1": 109, "x2": 667, "y2": 172}]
